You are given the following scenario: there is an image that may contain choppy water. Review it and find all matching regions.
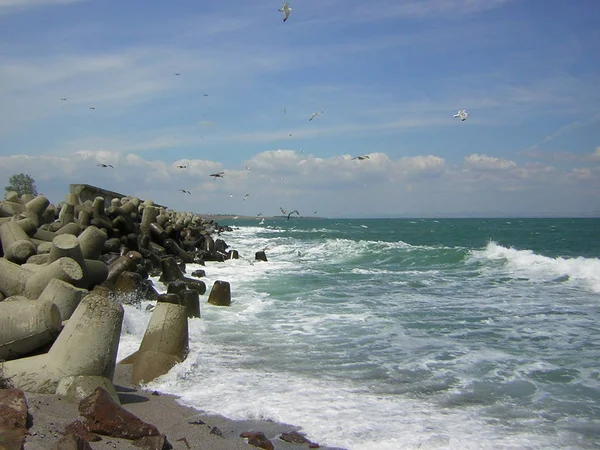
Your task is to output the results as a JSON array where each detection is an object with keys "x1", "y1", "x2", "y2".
[{"x1": 117, "y1": 218, "x2": 600, "y2": 450}]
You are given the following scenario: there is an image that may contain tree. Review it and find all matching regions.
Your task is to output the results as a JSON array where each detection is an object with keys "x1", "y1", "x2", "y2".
[{"x1": 4, "y1": 173, "x2": 38, "y2": 197}]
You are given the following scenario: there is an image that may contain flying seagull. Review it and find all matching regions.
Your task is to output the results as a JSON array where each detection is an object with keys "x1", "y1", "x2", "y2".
[
  {"x1": 174, "y1": 73, "x2": 180, "y2": 76},
  {"x1": 97, "y1": 164, "x2": 113, "y2": 168},
  {"x1": 278, "y1": 2, "x2": 292, "y2": 22},
  {"x1": 352, "y1": 155, "x2": 370, "y2": 160},
  {"x1": 177, "y1": 165, "x2": 187, "y2": 169},
  {"x1": 210, "y1": 172, "x2": 225, "y2": 178},
  {"x1": 309, "y1": 110, "x2": 323, "y2": 121},
  {"x1": 243, "y1": 194, "x2": 249, "y2": 201},
  {"x1": 89, "y1": 107, "x2": 96, "y2": 110},
  {"x1": 453, "y1": 109, "x2": 468, "y2": 121},
  {"x1": 203, "y1": 93, "x2": 209, "y2": 97},
  {"x1": 287, "y1": 210, "x2": 300, "y2": 221},
  {"x1": 280, "y1": 207, "x2": 287, "y2": 215},
  {"x1": 61, "y1": 98, "x2": 67, "y2": 101},
  {"x1": 178, "y1": 189, "x2": 191, "y2": 195}
]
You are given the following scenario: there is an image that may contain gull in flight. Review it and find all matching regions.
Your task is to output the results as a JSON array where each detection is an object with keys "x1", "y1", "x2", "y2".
[
  {"x1": 174, "y1": 73, "x2": 180, "y2": 76},
  {"x1": 309, "y1": 110, "x2": 323, "y2": 121},
  {"x1": 178, "y1": 189, "x2": 191, "y2": 195},
  {"x1": 177, "y1": 165, "x2": 187, "y2": 169},
  {"x1": 287, "y1": 210, "x2": 300, "y2": 221},
  {"x1": 280, "y1": 207, "x2": 287, "y2": 215},
  {"x1": 97, "y1": 163, "x2": 113, "y2": 168},
  {"x1": 278, "y1": 2, "x2": 292, "y2": 22},
  {"x1": 453, "y1": 110, "x2": 468, "y2": 121},
  {"x1": 89, "y1": 107, "x2": 96, "y2": 110},
  {"x1": 210, "y1": 171, "x2": 225, "y2": 178},
  {"x1": 243, "y1": 194, "x2": 249, "y2": 201},
  {"x1": 61, "y1": 98, "x2": 67, "y2": 101},
  {"x1": 352, "y1": 155, "x2": 370, "y2": 160}
]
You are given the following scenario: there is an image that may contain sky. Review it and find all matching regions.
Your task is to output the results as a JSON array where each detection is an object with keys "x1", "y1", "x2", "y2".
[{"x1": 0, "y1": 0, "x2": 599, "y2": 218}]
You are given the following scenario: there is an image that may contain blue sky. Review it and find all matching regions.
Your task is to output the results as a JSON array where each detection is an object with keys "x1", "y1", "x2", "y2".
[{"x1": 1, "y1": 0, "x2": 599, "y2": 217}]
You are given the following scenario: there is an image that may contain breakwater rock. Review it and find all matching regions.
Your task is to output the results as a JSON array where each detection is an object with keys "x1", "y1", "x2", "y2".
[{"x1": 0, "y1": 186, "x2": 239, "y2": 405}]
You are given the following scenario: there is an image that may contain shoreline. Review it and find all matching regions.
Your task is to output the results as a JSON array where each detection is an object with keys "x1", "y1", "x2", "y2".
[{"x1": 21, "y1": 363, "x2": 345, "y2": 450}]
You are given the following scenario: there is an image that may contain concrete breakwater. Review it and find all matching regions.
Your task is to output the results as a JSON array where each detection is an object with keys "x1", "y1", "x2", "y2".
[{"x1": 0, "y1": 186, "x2": 263, "y2": 449}]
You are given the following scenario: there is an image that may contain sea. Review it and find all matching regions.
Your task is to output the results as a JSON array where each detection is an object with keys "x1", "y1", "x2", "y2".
[{"x1": 116, "y1": 218, "x2": 600, "y2": 450}]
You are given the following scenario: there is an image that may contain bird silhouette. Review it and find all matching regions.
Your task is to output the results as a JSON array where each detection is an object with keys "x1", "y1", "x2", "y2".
[
  {"x1": 97, "y1": 164, "x2": 113, "y2": 168},
  {"x1": 178, "y1": 189, "x2": 191, "y2": 195},
  {"x1": 309, "y1": 110, "x2": 323, "y2": 121},
  {"x1": 210, "y1": 172, "x2": 225, "y2": 178},
  {"x1": 287, "y1": 210, "x2": 299, "y2": 221},
  {"x1": 278, "y1": 2, "x2": 292, "y2": 22},
  {"x1": 352, "y1": 155, "x2": 370, "y2": 160},
  {"x1": 177, "y1": 165, "x2": 187, "y2": 169}
]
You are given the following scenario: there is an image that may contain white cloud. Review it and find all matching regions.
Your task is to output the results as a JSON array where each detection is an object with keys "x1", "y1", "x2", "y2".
[
  {"x1": 0, "y1": 0, "x2": 88, "y2": 15},
  {"x1": 1, "y1": 149, "x2": 598, "y2": 217},
  {"x1": 464, "y1": 154, "x2": 517, "y2": 170}
]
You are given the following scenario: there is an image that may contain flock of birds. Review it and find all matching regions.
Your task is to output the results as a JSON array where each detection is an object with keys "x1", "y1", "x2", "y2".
[{"x1": 78, "y1": 2, "x2": 469, "y2": 220}]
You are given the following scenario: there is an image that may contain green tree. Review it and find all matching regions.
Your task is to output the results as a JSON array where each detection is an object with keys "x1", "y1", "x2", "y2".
[{"x1": 4, "y1": 173, "x2": 38, "y2": 197}]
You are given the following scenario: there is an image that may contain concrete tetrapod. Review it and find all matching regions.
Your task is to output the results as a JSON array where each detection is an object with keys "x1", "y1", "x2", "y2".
[
  {"x1": 23, "y1": 256, "x2": 84, "y2": 300},
  {"x1": 0, "y1": 299, "x2": 62, "y2": 361},
  {"x1": 207, "y1": 280, "x2": 231, "y2": 306},
  {"x1": 37, "y1": 278, "x2": 88, "y2": 321},
  {"x1": 0, "y1": 220, "x2": 37, "y2": 264},
  {"x1": 0, "y1": 258, "x2": 35, "y2": 298},
  {"x1": 120, "y1": 298, "x2": 189, "y2": 385},
  {"x1": 2, "y1": 293, "x2": 124, "y2": 394}
]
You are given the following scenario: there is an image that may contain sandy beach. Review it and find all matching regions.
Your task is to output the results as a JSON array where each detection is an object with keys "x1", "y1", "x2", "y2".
[{"x1": 19, "y1": 364, "x2": 344, "y2": 450}]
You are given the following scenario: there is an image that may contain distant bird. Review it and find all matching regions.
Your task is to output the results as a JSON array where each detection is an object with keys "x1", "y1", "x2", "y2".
[
  {"x1": 257, "y1": 212, "x2": 263, "y2": 217},
  {"x1": 203, "y1": 93, "x2": 209, "y2": 97},
  {"x1": 287, "y1": 210, "x2": 300, "y2": 221},
  {"x1": 453, "y1": 109, "x2": 468, "y2": 121},
  {"x1": 280, "y1": 207, "x2": 287, "y2": 215},
  {"x1": 352, "y1": 155, "x2": 370, "y2": 160},
  {"x1": 313, "y1": 210, "x2": 317, "y2": 214},
  {"x1": 309, "y1": 110, "x2": 323, "y2": 121},
  {"x1": 97, "y1": 163, "x2": 113, "y2": 168},
  {"x1": 178, "y1": 189, "x2": 191, "y2": 195},
  {"x1": 210, "y1": 172, "x2": 225, "y2": 178},
  {"x1": 177, "y1": 165, "x2": 187, "y2": 169},
  {"x1": 61, "y1": 98, "x2": 67, "y2": 101},
  {"x1": 245, "y1": 165, "x2": 251, "y2": 171},
  {"x1": 89, "y1": 107, "x2": 96, "y2": 110},
  {"x1": 174, "y1": 73, "x2": 180, "y2": 76},
  {"x1": 278, "y1": 2, "x2": 292, "y2": 22},
  {"x1": 243, "y1": 194, "x2": 249, "y2": 201}
]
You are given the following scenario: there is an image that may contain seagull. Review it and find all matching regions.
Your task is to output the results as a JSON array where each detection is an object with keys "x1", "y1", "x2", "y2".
[
  {"x1": 280, "y1": 207, "x2": 287, "y2": 215},
  {"x1": 174, "y1": 73, "x2": 180, "y2": 76},
  {"x1": 97, "y1": 163, "x2": 113, "y2": 168},
  {"x1": 313, "y1": 210, "x2": 317, "y2": 214},
  {"x1": 203, "y1": 93, "x2": 209, "y2": 97},
  {"x1": 245, "y1": 165, "x2": 251, "y2": 171},
  {"x1": 89, "y1": 107, "x2": 96, "y2": 110},
  {"x1": 243, "y1": 194, "x2": 249, "y2": 201},
  {"x1": 257, "y1": 212, "x2": 263, "y2": 217},
  {"x1": 177, "y1": 165, "x2": 187, "y2": 169},
  {"x1": 453, "y1": 109, "x2": 468, "y2": 121},
  {"x1": 287, "y1": 210, "x2": 300, "y2": 221},
  {"x1": 278, "y1": 2, "x2": 292, "y2": 22},
  {"x1": 178, "y1": 189, "x2": 191, "y2": 195},
  {"x1": 210, "y1": 172, "x2": 225, "y2": 178},
  {"x1": 352, "y1": 155, "x2": 370, "y2": 160},
  {"x1": 309, "y1": 110, "x2": 323, "y2": 121},
  {"x1": 61, "y1": 98, "x2": 67, "y2": 101}
]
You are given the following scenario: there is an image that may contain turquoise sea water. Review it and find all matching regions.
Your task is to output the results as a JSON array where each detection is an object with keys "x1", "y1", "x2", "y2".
[{"x1": 118, "y1": 218, "x2": 600, "y2": 449}]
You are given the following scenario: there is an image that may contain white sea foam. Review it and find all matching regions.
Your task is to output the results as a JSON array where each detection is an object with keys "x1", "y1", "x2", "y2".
[
  {"x1": 470, "y1": 241, "x2": 600, "y2": 293},
  {"x1": 116, "y1": 225, "x2": 600, "y2": 450}
]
